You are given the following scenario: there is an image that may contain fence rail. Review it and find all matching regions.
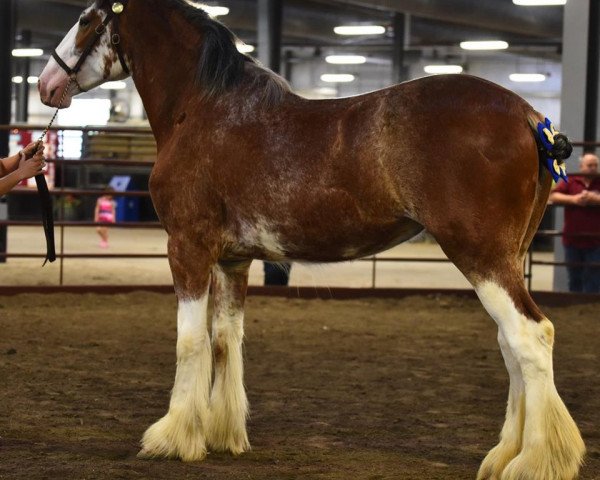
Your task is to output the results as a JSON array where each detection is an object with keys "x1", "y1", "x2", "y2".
[{"x1": 1, "y1": 124, "x2": 599, "y2": 291}]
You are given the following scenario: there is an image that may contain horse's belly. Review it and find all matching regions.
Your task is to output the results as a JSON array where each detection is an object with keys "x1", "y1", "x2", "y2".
[{"x1": 224, "y1": 216, "x2": 423, "y2": 262}]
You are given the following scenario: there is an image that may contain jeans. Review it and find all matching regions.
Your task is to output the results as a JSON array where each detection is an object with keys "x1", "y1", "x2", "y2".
[
  {"x1": 263, "y1": 262, "x2": 291, "y2": 286},
  {"x1": 564, "y1": 245, "x2": 600, "y2": 293}
]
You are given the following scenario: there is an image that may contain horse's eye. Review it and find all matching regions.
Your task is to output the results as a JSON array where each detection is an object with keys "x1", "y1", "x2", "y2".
[{"x1": 79, "y1": 17, "x2": 91, "y2": 28}]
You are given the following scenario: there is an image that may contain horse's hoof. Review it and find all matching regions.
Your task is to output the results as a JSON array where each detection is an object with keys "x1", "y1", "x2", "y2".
[{"x1": 140, "y1": 412, "x2": 208, "y2": 462}]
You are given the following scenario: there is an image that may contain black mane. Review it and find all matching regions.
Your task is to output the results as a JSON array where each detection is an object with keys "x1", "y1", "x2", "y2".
[
  {"x1": 96, "y1": 0, "x2": 289, "y2": 101},
  {"x1": 163, "y1": 0, "x2": 247, "y2": 97}
]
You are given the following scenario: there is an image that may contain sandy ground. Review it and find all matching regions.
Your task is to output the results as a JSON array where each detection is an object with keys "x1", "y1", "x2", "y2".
[
  {"x1": 0, "y1": 293, "x2": 598, "y2": 479},
  {"x1": 1, "y1": 227, "x2": 556, "y2": 290}
]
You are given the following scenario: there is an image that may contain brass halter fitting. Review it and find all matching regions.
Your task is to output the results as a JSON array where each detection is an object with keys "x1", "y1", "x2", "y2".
[{"x1": 112, "y1": 2, "x2": 125, "y2": 14}]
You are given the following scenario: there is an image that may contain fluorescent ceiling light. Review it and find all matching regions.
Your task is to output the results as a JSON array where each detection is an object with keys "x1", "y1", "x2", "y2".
[
  {"x1": 424, "y1": 65, "x2": 463, "y2": 74},
  {"x1": 509, "y1": 73, "x2": 546, "y2": 82},
  {"x1": 237, "y1": 43, "x2": 255, "y2": 54},
  {"x1": 460, "y1": 40, "x2": 509, "y2": 50},
  {"x1": 187, "y1": 2, "x2": 229, "y2": 16},
  {"x1": 100, "y1": 81, "x2": 127, "y2": 90},
  {"x1": 12, "y1": 76, "x2": 23, "y2": 84},
  {"x1": 513, "y1": 0, "x2": 566, "y2": 5},
  {"x1": 321, "y1": 74, "x2": 355, "y2": 83},
  {"x1": 334, "y1": 25, "x2": 386, "y2": 35},
  {"x1": 12, "y1": 48, "x2": 43, "y2": 57},
  {"x1": 27, "y1": 76, "x2": 39, "y2": 84},
  {"x1": 202, "y1": 5, "x2": 229, "y2": 16},
  {"x1": 326, "y1": 55, "x2": 366, "y2": 65}
]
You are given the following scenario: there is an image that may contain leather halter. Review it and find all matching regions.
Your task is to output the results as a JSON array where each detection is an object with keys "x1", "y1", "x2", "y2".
[{"x1": 52, "y1": 1, "x2": 130, "y2": 90}]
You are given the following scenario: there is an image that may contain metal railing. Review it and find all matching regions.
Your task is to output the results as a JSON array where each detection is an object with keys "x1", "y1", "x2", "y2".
[{"x1": 1, "y1": 125, "x2": 599, "y2": 291}]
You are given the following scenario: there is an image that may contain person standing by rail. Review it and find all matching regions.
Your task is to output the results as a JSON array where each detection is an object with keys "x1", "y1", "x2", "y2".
[{"x1": 549, "y1": 153, "x2": 600, "y2": 293}]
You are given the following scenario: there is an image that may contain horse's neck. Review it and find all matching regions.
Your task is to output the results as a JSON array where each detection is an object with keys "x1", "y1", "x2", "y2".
[
  {"x1": 125, "y1": 3, "x2": 296, "y2": 147},
  {"x1": 126, "y1": 5, "x2": 202, "y2": 145}
]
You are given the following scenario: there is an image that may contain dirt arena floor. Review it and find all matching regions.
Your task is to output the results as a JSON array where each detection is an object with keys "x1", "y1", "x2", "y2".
[{"x1": 0, "y1": 293, "x2": 598, "y2": 479}]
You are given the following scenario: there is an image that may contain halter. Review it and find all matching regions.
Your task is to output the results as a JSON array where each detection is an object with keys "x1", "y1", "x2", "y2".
[{"x1": 52, "y1": 1, "x2": 130, "y2": 91}]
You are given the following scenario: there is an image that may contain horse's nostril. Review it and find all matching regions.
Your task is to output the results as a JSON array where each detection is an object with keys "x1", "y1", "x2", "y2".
[{"x1": 49, "y1": 88, "x2": 58, "y2": 100}]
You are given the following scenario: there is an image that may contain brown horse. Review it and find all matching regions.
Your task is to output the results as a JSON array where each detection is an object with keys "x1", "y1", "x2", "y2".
[{"x1": 38, "y1": 1, "x2": 585, "y2": 478}]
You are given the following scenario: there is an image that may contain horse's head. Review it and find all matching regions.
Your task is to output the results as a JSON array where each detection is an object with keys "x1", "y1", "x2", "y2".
[{"x1": 39, "y1": 0, "x2": 131, "y2": 108}]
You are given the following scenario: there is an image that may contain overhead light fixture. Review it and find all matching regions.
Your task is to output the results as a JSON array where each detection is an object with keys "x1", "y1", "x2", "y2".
[
  {"x1": 513, "y1": 0, "x2": 566, "y2": 5},
  {"x1": 325, "y1": 55, "x2": 367, "y2": 65},
  {"x1": 334, "y1": 25, "x2": 386, "y2": 36},
  {"x1": 236, "y1": 43, "x2": 255, "y2": 54},
  {"x1": 27, "y1": 76, "x2": 39, "y2": 84},
  {"x1": 321, "y1": 74, "x2": 355, "y2": 83},
  {"x1": 100, "y1": 81, "x2": 127, "y2": 90},
  {"x1": 509, "y1": 73, "x2": 546, "y2": 82},
  {"x1": 12, "y1": 48, "x2": 43, "y2": 57},
  {"x1": 202, "y1": 5, "x2": 229, "y2": 16},
  {"x1": 460, "y1": 40, "x2": 509, "y2": 50},
  {"x1": 424, "y1": 65, "x2": 463, "y2": 74},
  {"x1": 11, "y1": 76, "x2": 23, "y2": 84},
  {"x1": 187, "y1": 2, "x2": 229, "y2": 16}
]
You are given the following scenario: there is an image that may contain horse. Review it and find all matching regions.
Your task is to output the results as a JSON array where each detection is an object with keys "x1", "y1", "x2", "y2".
[{"x1": 38, "y1": 1, "x2": 585, "y2": 478}]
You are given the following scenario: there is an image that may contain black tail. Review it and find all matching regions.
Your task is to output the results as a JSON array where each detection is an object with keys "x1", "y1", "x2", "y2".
[
  {"x1": 528, "y1": 115, "x2": 573, "y2": 165},
  {"x1": 551, "y1": 133, "x2": 573, "y2": 163}
]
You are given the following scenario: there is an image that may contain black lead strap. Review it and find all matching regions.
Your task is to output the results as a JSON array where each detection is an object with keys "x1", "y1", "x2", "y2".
[{"x1": 35, "y1": 173, "x2": 56, "y2": 265}]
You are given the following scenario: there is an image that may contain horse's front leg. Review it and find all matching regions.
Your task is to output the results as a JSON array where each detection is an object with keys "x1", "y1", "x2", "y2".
[
  {"x1": 138, "y1": 235, "x2": 215, "y2": 461},
  {"x1": 206, "y1": 260, "x2": 252, "y2": 455}
]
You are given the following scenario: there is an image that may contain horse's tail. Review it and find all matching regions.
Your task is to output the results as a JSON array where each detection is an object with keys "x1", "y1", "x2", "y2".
[
  {"x1": 527, "y1": 112, "x2": 573, "y2": 166},
  {"x1": 518, "y1": 111, "x2": 570, "y2": 259}
]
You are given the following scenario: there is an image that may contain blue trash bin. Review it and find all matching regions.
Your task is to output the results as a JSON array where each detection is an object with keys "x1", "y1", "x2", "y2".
[{"x1": 109, "y1": 175, "x2": 140, "y2": 222}]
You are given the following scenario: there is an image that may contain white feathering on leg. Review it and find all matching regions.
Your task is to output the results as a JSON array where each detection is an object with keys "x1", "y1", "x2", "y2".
[
  {"x1": 477, "y1": 331, "x2": 525, "y2": 480},
  {"x1": 475, "y1": 281, "x2": 584, "y2": 480},
  {"x1": 139, "y1": 295, "x2": 212, "y2": 461},
  {"x1": 206, "y1": 266, "x2": 250, "y2": 454}
]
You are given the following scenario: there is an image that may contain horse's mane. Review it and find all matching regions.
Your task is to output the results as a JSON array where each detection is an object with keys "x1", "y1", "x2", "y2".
[{"x1": 162, "y1": 0, "x2": 291, "y2": 104}]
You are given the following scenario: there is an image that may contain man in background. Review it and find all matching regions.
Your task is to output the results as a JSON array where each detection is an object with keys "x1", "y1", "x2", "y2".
[{"x1": 549, "y1": 153, "x2": 600, "y2": 293}]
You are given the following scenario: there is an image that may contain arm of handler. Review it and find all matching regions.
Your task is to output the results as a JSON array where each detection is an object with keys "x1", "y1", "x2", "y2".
[
  {"x1": 0, "y1": 170, "x2": 25, "y2": 196},
  {"x1": 0, "y1": 143, "x2": 43, "y2": 176},
  {"x1": 0, "y1": 150, "x2": 45, "y2": 196}
]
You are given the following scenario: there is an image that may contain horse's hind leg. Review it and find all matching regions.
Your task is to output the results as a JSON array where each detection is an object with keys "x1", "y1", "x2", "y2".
[
  {"x1": 435, "y1": 226, "x2": 585, "y2": 479},
  {"x1": 473, "y1": 274, "x2": 585, "y2": 480},
  {"x1": 477, "y1": 328, "x2": 525, "y2": 480},
  {"x1": 206, "y1": 261, "x2": 252, "y2": 455},
  {"x1": 138, "y1": 235, "x2": 215, "y2": 461}
]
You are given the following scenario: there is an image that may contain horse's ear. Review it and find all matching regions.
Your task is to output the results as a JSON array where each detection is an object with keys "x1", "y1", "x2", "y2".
[{"x1": 197, "y1": 21, "x2": 245, "y2": 97}]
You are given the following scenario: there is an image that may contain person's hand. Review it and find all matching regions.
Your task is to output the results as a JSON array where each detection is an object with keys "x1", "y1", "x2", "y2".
[
  {"x1": 20, "y1": 142, "x2": 44, "y2": 160},
  {"x1": 573, "y1": 192, "x2": 590, "y2": 206},
  {"x1": 16, "y1": 148, "x2": 45, "y2": 180}
]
